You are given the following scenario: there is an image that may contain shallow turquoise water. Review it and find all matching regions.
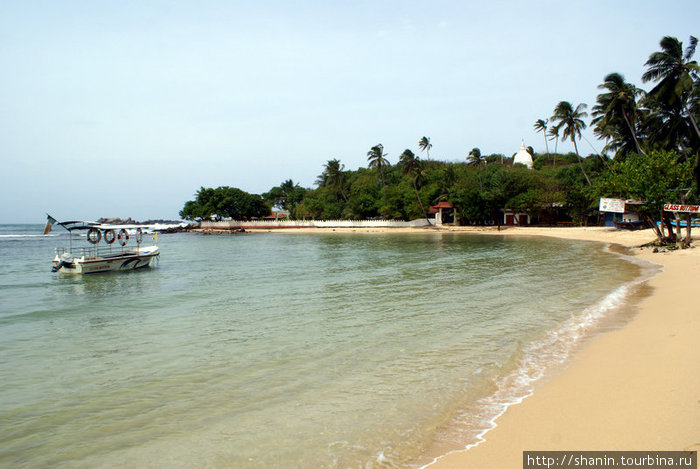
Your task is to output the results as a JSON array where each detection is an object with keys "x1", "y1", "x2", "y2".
[{"x1": 0, "y1": 225, "x2": 644, "y2": 468}]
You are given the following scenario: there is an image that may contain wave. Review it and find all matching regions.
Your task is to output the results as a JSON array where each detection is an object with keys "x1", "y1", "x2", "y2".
[
  {"x1": 0, "y1": 234, "x2": 58, "y2": 238},
  {"x1": 419, "y1": 256, "x2": 662, "y2": 469}
]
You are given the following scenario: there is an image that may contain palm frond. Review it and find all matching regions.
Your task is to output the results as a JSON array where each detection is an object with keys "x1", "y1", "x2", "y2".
[
  {"x1": 660, "y1": 36, "x2": 683, "y2": 57},
  {"x1": 685, "y1": 36, "x2": 698, "y2": 61}
]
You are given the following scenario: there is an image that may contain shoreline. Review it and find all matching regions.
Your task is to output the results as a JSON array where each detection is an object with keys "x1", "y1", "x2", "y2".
[
  {"x1": 413, "y1": 227, "x2": 700, "y2": 468},
  {"x1": 257, "y1": 225, "x2": 699, "y2": 465},
  {"x1": 200, "y1": 225, "x2": 699, "y2": 465}
]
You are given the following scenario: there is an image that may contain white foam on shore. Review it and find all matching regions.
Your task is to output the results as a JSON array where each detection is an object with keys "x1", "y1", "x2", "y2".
[
  {"x1": 0, "y1": 234, "x2": 57, "y2": 238},
  {"x1": 419, "y1": 252, "x2": 662, "y2": 469}
]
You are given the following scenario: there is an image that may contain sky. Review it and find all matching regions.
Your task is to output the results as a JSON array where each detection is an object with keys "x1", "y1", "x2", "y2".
[{"x1": 1, "y1": 1, "x2": 698, "y2": 223}]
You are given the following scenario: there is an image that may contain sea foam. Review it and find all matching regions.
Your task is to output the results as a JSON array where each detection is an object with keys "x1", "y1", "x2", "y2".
[{"x1": 419, "y1": 252, "x2": 662, "y2": 469}]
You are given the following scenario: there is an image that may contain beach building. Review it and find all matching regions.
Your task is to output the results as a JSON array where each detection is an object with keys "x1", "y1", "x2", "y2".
[
  {"x1": 503, "y1": 209, "x2": 530, "y2": 226},
  {"x1": 513, "y1": 140, "x2": 534, "y2": 169},
  {"x1": 264, "y1": 209, "x2": 290, "y2": 221},
  {"x1": 599, "y1": 198, "x2": 644, "y2": 227},
  {"x1": 430, "y1": 201, "x2": 458, "y2": 226}
]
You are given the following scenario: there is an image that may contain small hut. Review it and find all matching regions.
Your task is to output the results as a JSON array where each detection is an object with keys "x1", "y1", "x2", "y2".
[{"x1": 430, "y1": 201, "x2": 458, "y2": 226}]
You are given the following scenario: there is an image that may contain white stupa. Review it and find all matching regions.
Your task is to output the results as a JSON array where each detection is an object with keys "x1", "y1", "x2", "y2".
[{"x1": 513, "y1": 140, "x2": 533, "y2": 169}]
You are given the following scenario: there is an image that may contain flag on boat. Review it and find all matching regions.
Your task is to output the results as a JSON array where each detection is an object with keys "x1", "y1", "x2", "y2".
[
  {"x1": 152, "y1": 232, "x2": 157, "y2": 241},
  {"x1": 43, "y1": 214, "x2": 57, "y2": 235}
]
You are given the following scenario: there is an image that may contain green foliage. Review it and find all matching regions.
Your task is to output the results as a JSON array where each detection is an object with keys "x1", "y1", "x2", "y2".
[
  {"x1": 181, "y1": 36, "x2": 700, "y2": 229},
  {"x1": 179, "y1": 186, "x2": 269, "y2": 221},
  {"x1": 263, "y1": 180, "x2": 307, "y2": 213},
  {"x1": 598, "y1": 150, "x2": 695, "y2": 216},
  {"x1": 591, "y1": 72, "x2": 645, "y2": 157},
  {"x1": 551, "y1": 101, "x2": 592, "y2": 185}
]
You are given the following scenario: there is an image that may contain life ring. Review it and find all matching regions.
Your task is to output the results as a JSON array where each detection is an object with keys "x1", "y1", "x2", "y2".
[
  {"x1": 117, "y1": 229, "x2": 129, "y2": 246},
  {"x1": 87, "y1": 228, "x2": 102, "y2": 244},
  {"x1": 104, "y1": 229, "x2": 116, "y2": 244},
  {"x1": 135, "y1": 228, "x2": 143, "y2": 244}
]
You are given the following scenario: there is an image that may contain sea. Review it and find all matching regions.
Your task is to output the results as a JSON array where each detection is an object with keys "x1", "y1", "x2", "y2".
[{"x1": 0, "y1": 224, "x2": 657, "y2": 469}]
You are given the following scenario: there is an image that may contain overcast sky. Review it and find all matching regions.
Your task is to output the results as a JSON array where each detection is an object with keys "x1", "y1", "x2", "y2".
[{"x1": 1, "y1": 0, "x2": 698, "y2": 223}]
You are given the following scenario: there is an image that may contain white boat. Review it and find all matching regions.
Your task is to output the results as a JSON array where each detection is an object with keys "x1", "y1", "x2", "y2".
[{"x1": 46, "y1": 216, "x2": 160, "y2": 274}]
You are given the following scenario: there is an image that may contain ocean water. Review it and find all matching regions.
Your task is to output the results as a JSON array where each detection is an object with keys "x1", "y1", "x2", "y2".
[{"x1": 0, "y1": 225, "x2": 651, "y2": 468}]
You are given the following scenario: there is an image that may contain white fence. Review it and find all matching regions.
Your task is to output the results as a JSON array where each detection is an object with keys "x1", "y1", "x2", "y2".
[{"x1": 201, "y1": 219, "x2": 433, "y2": 230}]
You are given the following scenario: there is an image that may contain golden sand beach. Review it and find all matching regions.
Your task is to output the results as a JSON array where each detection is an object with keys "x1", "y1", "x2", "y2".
[
  {"x1": 418, "y1": 227, "x2": 700, "y2": 468},
  {"x1": 259, "y1": 225, "x2": 699, "y2": 467}
]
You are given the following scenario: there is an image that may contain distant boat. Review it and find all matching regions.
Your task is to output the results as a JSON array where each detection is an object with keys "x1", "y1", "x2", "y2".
[
  {"x1": 613, "y1": 220, "x2": 646, "y2": 230},
  {"x1": 655, "y1": 218, "x2": 700, "y2": 229},
  {"x1": 45, "y1": 215, "x2": 160, "y2": 274}
]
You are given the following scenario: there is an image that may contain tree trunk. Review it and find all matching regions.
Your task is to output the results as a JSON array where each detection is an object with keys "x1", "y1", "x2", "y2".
[
  {"x1": 413, "y1": 179, "x2": 430, "y2": 223},
  {"x1": 684, "y1": 103, "x2": 700, "y2": 140},
  {"x1": 621, "y1": 108, "x2": 646, "y2": 156},
  {"x1": 663, "y1": 214, "x2": 677, "y2": 243},
  {"x1": 572, "y1": 139, "x2": 592, "y2": 185},
  {"x1": 646, "y1": 214, "x2": 664, "y2": 242}
]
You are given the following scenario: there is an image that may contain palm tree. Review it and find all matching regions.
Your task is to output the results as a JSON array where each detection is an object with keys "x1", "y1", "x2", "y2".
[
  {"x1": 533, "y1": 119, "x2": 551, "y2": 163},
  {"x1": 592, "y1": 73, "x2": 646, "y2": 156},
  {"x1": 551, "y1": 101, "x2": 592, "y2": 185},
  {"x1": 399, "y1": 149, "x2": 430, "y2": 222},
  {"x1": 466, "y1": 147, "x2": 484, "y2": 166},
  {"x1": 548, "y1": 125, "x2": 560, "y2": 169},
  {"x1": 467, "y1": 147, "x2": 485, "y2": 191},
  {"x1": 642, "y1": 35, "x2": 700, "y2": 140},
  {"x1": 316, "y1": 158, "x2": 348, "y2": 202},
  {"x1": 367, "y1": 144, "x2": 389, "y2": 187},
  {"x1": 418, "y1": 136, "x2": 432, "y2": 159}
]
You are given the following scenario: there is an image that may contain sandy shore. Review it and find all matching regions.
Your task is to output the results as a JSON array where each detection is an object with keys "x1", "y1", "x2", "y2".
[{"x1": 414, "y1": 227, "x2": 700, "y2": 468}]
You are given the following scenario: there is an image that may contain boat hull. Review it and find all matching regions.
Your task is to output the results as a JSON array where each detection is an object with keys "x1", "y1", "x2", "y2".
[{"x1": 52, "y1": 247, "x2": 160, "y2": 274}]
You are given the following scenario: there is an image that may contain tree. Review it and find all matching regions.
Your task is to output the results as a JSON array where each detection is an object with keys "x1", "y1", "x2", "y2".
[
  {"x1": 418, "y1": 136, "x2": 432, "y2": 159},
  {"x1": 263, "y1": 179, "x2": 307, "y2": 213},
  {"x1": 548, "y1": 125, "x2": 560, "y2": 169},
  {"x1": 316, "y1": 159, "x2": 348, "y2": 202},
  {"x1": 179, "y1": 186, "x2": 269, "y2": 221},
  {"x1": 598, "y1": 150, "x2": 694, "y2": 242},
  {"x1": 591, "y1": 73, "x2": 646, "y2": 157},
  {"x1": 642, "y1": 35, "x2": 700, "y2": 140},
  {"x1": 533, "y1": 119, "x2": 551, "y2": 162},
  {"x1": 551, "y1": 101, "x2": 592, "y2": 185},
  {"x1": 399, "y1": 149, "x2": 430, "y2": 221},
  {"x1": 467, "y1": 147, "x2": 485, "y2": 191},
  {"x1": 466, "y1": 147, "x2": 484, "y2": 166},
  {"x1": 367, "y1": 144, "x2": 390, "y2": 187}
]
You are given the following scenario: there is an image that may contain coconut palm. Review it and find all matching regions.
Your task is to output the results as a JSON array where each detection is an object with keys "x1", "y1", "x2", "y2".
[
  {"x1": 367, "y1": 144, "x2": 389, "y2": 187},
  {"x1": 551, "y1": 101, "x2": 591, "y2": 185},
  {"x1": 533, "y1": 119, "x2": 550, "y2": 163},
  {"x1": 466, "y1": 147, "x2": 485, "y2": 166},
  {"x1": 418, "y1": 136, "x2": 432, "y2": 159},
  {"x1": 548, "y1": 125, "x2": 560, "y2": 169},
  {"x1": 316, "y1": 158, "x2": 348, "y2": 202},
  {"x1": 642, "y1": 35, "x2": 700, "y2": 140},
  {"x1": 592, "y1": 73, "x2": 646, "y2": 157},
  {"x1": 399, "y1": 149, "x2": 430, "y2": 221},
  {"x1": 467, "y1": 147, "x2": 486, "y2": 191}
]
